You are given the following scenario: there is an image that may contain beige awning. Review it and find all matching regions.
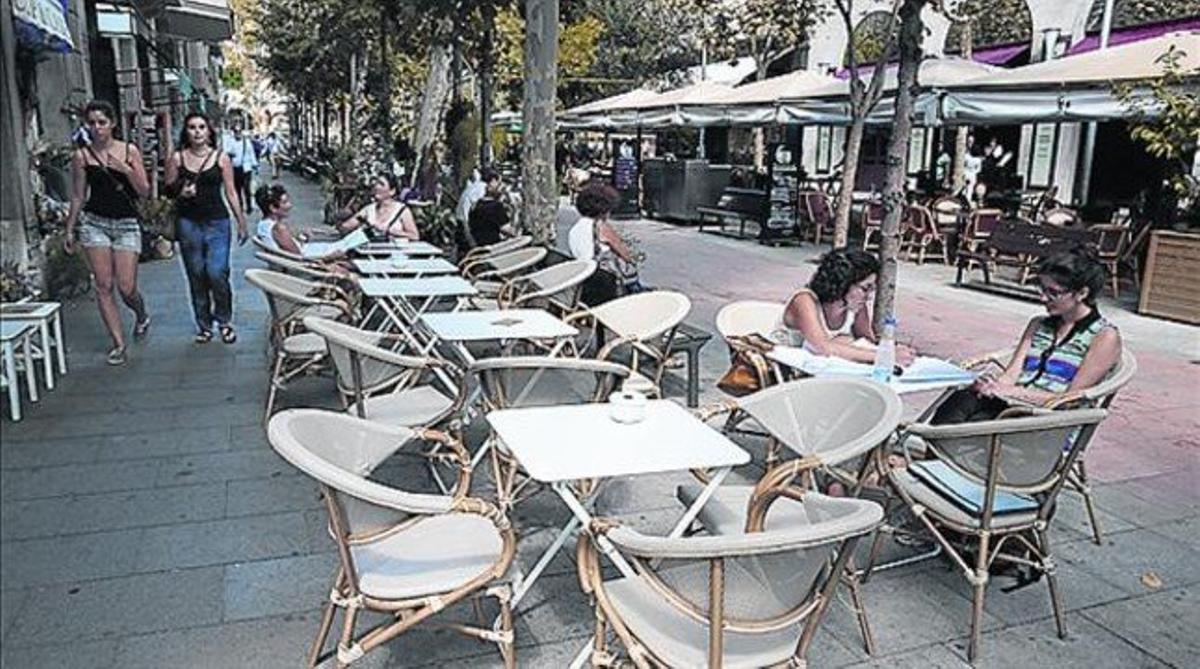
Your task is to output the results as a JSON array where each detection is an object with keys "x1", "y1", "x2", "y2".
[
  {"x1": 781, "y1": 57, "x2": 1002, "y2": 101},
  {"x1": 704, "y1": 69, "x2": 840, "y2": 106},
  {"x1": 622, "y1": 80, "x2": 733, "y2": 110},
  {"x1": 948, "y1": 30, "x2": 1200, "y2": 89},
  {"x1": 566, "y1": 89, "x2": 662, "y2": 116}
]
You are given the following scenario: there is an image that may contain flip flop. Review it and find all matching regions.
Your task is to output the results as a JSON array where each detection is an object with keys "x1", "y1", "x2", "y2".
[
  {"x1": 195, "y1": 330, "x2": 213, "y2": 344},
  {"x1": 219, "y1": 324, "x2": 237, "y2": 344},
  {"x1": 133, "y1": 314, "x2": 152, "y2": 339},
  {"x1": 106, "y1": 347, "x2": 127, "y2": 366}
]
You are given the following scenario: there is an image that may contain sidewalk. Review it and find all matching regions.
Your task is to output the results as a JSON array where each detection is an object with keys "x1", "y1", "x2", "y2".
[{"x1": 0, "y1": 172, "x2": 1195, "y2": 668}]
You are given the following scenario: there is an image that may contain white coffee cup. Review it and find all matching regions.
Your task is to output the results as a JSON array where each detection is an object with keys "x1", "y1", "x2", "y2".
[{"x1": 608, "y1": 390, "x2": 648, "y2": 424}]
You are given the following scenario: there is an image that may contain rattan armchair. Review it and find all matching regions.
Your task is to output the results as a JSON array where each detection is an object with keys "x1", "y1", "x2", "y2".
[
  {"x1": 576, "y1": 494, "x2": 883, "y2": 668},
  {"x1": 493, "y1": 259, "x2": 597, "y2": 316},
  {"x1": 245, "y1": 269, "x2": 354, "y2": 421},
  {"x1": 458, "y1": 235, "x2": 533, "y2": 269},
  {"x1": 268, "y1": 409, "x2": 516, "y2": 667},
  {"x1": 566, "y1": 291, "x2": 691, "y2": 398},
  {"x1": 877, "y1": 406, "x2": 1108, "y2": 662}
]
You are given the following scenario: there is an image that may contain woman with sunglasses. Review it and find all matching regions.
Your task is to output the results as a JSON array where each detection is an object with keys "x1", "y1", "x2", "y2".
[
  {"x1": 934, "y1": 247, "x2": 1121, "y2": 423},
  {"x1": 777, "y1": 247, "x2": 915, "y2": 365}
]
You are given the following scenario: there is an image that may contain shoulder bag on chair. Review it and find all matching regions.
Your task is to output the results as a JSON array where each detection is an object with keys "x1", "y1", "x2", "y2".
[{"x1": 717, "y1": 334, "x2": 775, "y2": 397}]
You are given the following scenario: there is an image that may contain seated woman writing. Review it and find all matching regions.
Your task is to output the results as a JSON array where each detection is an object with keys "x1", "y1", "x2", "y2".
[
  {"x1": 338, "y1": 173, "x2": 419, "y2": 241},
  {"x1": 779, "y1": 248, "x2": 914, "y2": 365},
  {"x1": 934, "y1": 247, "x2": 1121, "y2": 423},
  {"x1": 254, "y1": 184, "x2": 348, "y2": 269}
]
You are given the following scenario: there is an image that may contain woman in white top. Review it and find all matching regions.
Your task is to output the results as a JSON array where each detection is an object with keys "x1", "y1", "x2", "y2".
[
  {"x1": 255, "y1": 184, "x2": 347, "y2": 268},
  {"x1": 780, "y1": 248, "x2": 914, "y2": 365},
  {"x1": 568, "y1": 183, "x2": 643, "y2": 296},
  {"x1": 339, "y1": 173, "x2": 419, "y2": 240}
]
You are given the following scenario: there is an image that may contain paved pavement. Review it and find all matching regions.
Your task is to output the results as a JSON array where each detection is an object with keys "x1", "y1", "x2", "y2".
[{"x1": 1, "y1": 171, "x2": 1196, "y2": 668}]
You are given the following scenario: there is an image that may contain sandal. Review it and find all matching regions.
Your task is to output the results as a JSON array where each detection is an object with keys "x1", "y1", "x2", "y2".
[
  {"x1": 133, "y1": 314, "x2": 152, "y2": 339},
  {"x1": 195, "y1": 330, "x2": 213, "y2": 344},
  {"x1": 219, "y1": 324, "x2": 237, "y2": 344},
  {"x1": 106, "y1": 347, "x2": 127, "y2": 366}
]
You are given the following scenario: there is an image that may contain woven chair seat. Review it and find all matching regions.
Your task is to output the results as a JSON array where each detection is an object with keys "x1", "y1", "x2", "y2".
[
  {"x1": 352, "y1": 512, "x2": 505, "y2": 600},
  {"x1": 349, "y1": 385, "x2": 456, "y2": 427},
  {"x1": 676, "y1": 484, "x2": 818, "y2": 536},
  {"x1": 283, "y1": 332, "x2": 328, "y2": 355},
  {"x1": 604, "y1": 566, "x2": 804, "y2": 669}
]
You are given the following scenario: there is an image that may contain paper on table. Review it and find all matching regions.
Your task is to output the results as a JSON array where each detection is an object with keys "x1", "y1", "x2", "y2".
[
  {"x1": 301, "y1": 229, "x2": 369, "y2": 258},
  {"x1": 770, "y1": 346, "x2": 974, "y2": 383}
]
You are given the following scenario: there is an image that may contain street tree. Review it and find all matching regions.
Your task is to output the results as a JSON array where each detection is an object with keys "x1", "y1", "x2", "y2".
[
  {"x1": 521, "y1": 0, "x2": 559, "y2": 243},
  {"x1": 872, "y1": 0, "x2": 928, "y2": 332},
  {"x1": 829, "y1": 0, "x2": 901, "y2": 248}
]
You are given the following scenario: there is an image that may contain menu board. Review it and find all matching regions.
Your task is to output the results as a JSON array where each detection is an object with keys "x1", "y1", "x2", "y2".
[{"x1": 1029, "y1": 123, "x2": 1057, "y2": 187}]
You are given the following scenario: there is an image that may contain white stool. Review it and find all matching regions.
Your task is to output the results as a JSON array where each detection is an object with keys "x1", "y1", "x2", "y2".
[
  {"x1": 1, "y1": 302, "x2": 66, "y2": 391},
  {"x1": 1, "y1": 321, "x2": 37, "y2": 421}
]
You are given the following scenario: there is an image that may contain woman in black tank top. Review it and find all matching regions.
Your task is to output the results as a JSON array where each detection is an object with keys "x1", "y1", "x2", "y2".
[
  {"x1": 63, "y1": 99, "x2": 152, "y2": 366},
  {"x1": 165, "y1": 112, "x2": 248, "y2": 344}
]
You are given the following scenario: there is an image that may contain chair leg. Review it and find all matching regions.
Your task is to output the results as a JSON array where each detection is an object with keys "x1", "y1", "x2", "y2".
[
  {"x1": 1038, "y1": 528, "x2": 1068, "y2": 639},
  {"x1": 335, "y1": 604, "x2": 361, "y2": 669},
  {"x1": 308, "y1": 573, "x2": 343, "y2": 667},
  {"x1": 967, "y1": 533, "x2": 990, "y2": 663},
  {"x1": 496, "y1": 587, "x2": 517, "y2": 668},
  {"x1": 264, "y1": 352, "x2": 286, "y2": 425},
  {"x1": 844, "y1": 566, "x2": 876, "y2": 655},
  {"x1": 1075, "y1": 461, "x2": 1104, "y2": 545}
]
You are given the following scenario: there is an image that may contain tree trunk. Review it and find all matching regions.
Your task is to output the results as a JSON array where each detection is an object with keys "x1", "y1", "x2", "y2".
[
  {"x1": 414, "y1": 20, "x2": 454, "y2": 186},
  {"x1": 378, "y1": 6, "x2": 393, "y2": 163},
  {"x1": 951, "y1": 22, "x2": 972, "y2": 191},
  {"x1": 833, "y1": 121, "x2": 866, "y2": 247},
  {"x1": 873, "y1": 0, "x2": 926, "y2": 334},
  {"x1": 521, "y1": 0, "x2": 559, "y2": 243},
  {"x1": 479, "y1": 1, "x2": 496, "y2": 169}
]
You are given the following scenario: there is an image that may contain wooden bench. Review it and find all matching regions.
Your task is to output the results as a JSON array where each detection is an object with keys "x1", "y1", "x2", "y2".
[
  {"x1": 696, "y1": 188, "x2": 767, "y2": 241},
  {"x1": 956, "y1": 220, "x2": 1096, "y2": 298}
]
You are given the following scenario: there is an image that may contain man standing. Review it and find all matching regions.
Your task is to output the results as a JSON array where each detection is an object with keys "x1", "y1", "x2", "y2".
[{"x1": 222, "y1": 118, "x2": 258, "y2": 214}]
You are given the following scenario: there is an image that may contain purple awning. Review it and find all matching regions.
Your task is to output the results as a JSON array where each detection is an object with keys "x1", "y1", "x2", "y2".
[
  {"x1": 970, "y1": 43, "x2": 1029, "y2": 66},
  {"x1": 1066, "y1": 17, "x2": 1200, "y2": 56}
]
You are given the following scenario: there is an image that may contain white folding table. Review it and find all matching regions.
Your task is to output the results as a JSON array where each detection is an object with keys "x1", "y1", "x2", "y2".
[
  {"x1": 486, "y1": 400, "x2": 749, "y2": 616},
  {"x1": 768, "y1": 346, "x2": 976, "y2": 395},
  {"x1": 356, "y1": 241, "x2": 445, "y2": 257},
  {"x1": 1, "y1": 302, "x2": 66, "y2": 390},
  {"x1": 1, "y1": 321, "x2": 38, "y2": 421},
  {"x1": 419, "y1": 308, "x2": 577, "y2": 364},
  {"x1": 352, "y1": 257, "x2": 458, "y2": 277}
]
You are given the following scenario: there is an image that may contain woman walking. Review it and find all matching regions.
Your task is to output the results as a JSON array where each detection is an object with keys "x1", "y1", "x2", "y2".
[
  {"x1": 165, "y1": 112, "x2": 249, "y2": 344},
  {"x1": 63, "y1": 99, "x2": 152, "y2": 366}
]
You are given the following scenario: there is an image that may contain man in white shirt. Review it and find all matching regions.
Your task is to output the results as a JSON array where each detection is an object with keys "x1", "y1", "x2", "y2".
[{"x1": 223, "y1": 120, "x2": 259, "y2": 213}]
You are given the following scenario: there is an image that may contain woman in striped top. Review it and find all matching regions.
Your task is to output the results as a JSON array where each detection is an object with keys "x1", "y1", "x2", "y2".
[
  {"x1": 934, "y1": 248, "x2": 1121, "y2": 423},
  {"x1": 977, "y1": 249, "x2": 1121, "y2": 405}
]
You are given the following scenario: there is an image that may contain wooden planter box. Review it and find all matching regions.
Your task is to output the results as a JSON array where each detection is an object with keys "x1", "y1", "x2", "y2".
[{"x1": 1138, "y1": 231, "x2": 1200, "y2": 324}]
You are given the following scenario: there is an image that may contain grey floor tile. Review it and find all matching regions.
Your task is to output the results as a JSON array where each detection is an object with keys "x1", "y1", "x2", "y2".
[
  {"x1": 1081, "y1": 587, "x2": 1199, "y2": 668},
  {"x1": 0, "y1": 528, "x2": 143, "y2": 588},
  {"x1": 135, "y1": 512, "x2": 311, "y2": 572},
  {"x1": 1054, "y1": 528, "x2": 1200, "y2": 595},
  {"x1": 154, "y1": 449, "x2": 296, "y2": 487},
  {"x1": 223, "y1": 552, "x2": 337, "y2": 621},
  {"x1": 842, "y1": 642, "x2": 969, "y2": 668},
  {"x1": 0, "y1": 459, "x2": 161, "y2": 501},
  {"x1": 225, "y1": 476, "x2": 323, "y2": 517},
  {"x1": 1093, "y1": 482, "x2": 1199, "y2": 529},
  {"x1": 0, "y1": 588, "x2": 29, "y2": 644},
  {"x1": 0, "y1": 638, "x2": 119, "y2": 669},
  {"x1": 112, "y1": 611, "x2": 318, "y2": 669},
  {"x1": 950, "y1": 612, "x2": 1170, "y2": 667},
  {"x1": 6, "y1": 567, "x2": 224, "y2": 646},
  {"x1": 1148, "y1": 515, "x2": 1200, "y2": 550},
  {"x1": 0, "y1": 483, "x2": 226, "y2": 540}
]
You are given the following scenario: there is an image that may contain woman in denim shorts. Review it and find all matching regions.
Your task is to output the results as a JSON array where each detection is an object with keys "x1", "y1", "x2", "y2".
[
  {"x1": 164, "y1": 112, "x2": 248, "y2": 344},
  {"x1": 64, "y1": 100, "x2": 152, "y2": 366}
]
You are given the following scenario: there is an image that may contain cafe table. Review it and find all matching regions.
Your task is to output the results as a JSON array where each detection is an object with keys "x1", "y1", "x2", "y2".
[{"x1": 486, "y1": 400, "x2": 749, "y2": 613}]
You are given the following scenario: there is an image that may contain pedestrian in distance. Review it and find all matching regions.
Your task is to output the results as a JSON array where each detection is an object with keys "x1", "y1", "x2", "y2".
[
  {"x1": 165, "y1": 111, "x2": 249, "y2": 345},
  {"x1": 63, "y1": 99, "x2": 153, "y2": 366}
]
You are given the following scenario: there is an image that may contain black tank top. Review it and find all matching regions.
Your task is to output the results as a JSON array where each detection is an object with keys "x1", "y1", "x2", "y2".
[
  {"x1": 175, "y1": 150, "x2": 228, "y2": 222},
  {"x1": 82, "y1": 145, "x2": 139, "y2": 219}
]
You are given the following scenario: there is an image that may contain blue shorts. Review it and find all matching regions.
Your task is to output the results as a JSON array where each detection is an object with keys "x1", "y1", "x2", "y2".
[{"x1": 78, "y1": 212, "x2": 142, "y2": 254}]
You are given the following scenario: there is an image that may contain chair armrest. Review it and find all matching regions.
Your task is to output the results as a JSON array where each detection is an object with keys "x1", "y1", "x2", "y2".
[{"x1": 957, "y1": 348, "x2": 1012, "y2": 370}]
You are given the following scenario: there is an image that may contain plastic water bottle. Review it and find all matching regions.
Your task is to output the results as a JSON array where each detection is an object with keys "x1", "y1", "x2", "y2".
[{"x1": 872, "y1": 316, "x2": 897, "y2": 384}]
